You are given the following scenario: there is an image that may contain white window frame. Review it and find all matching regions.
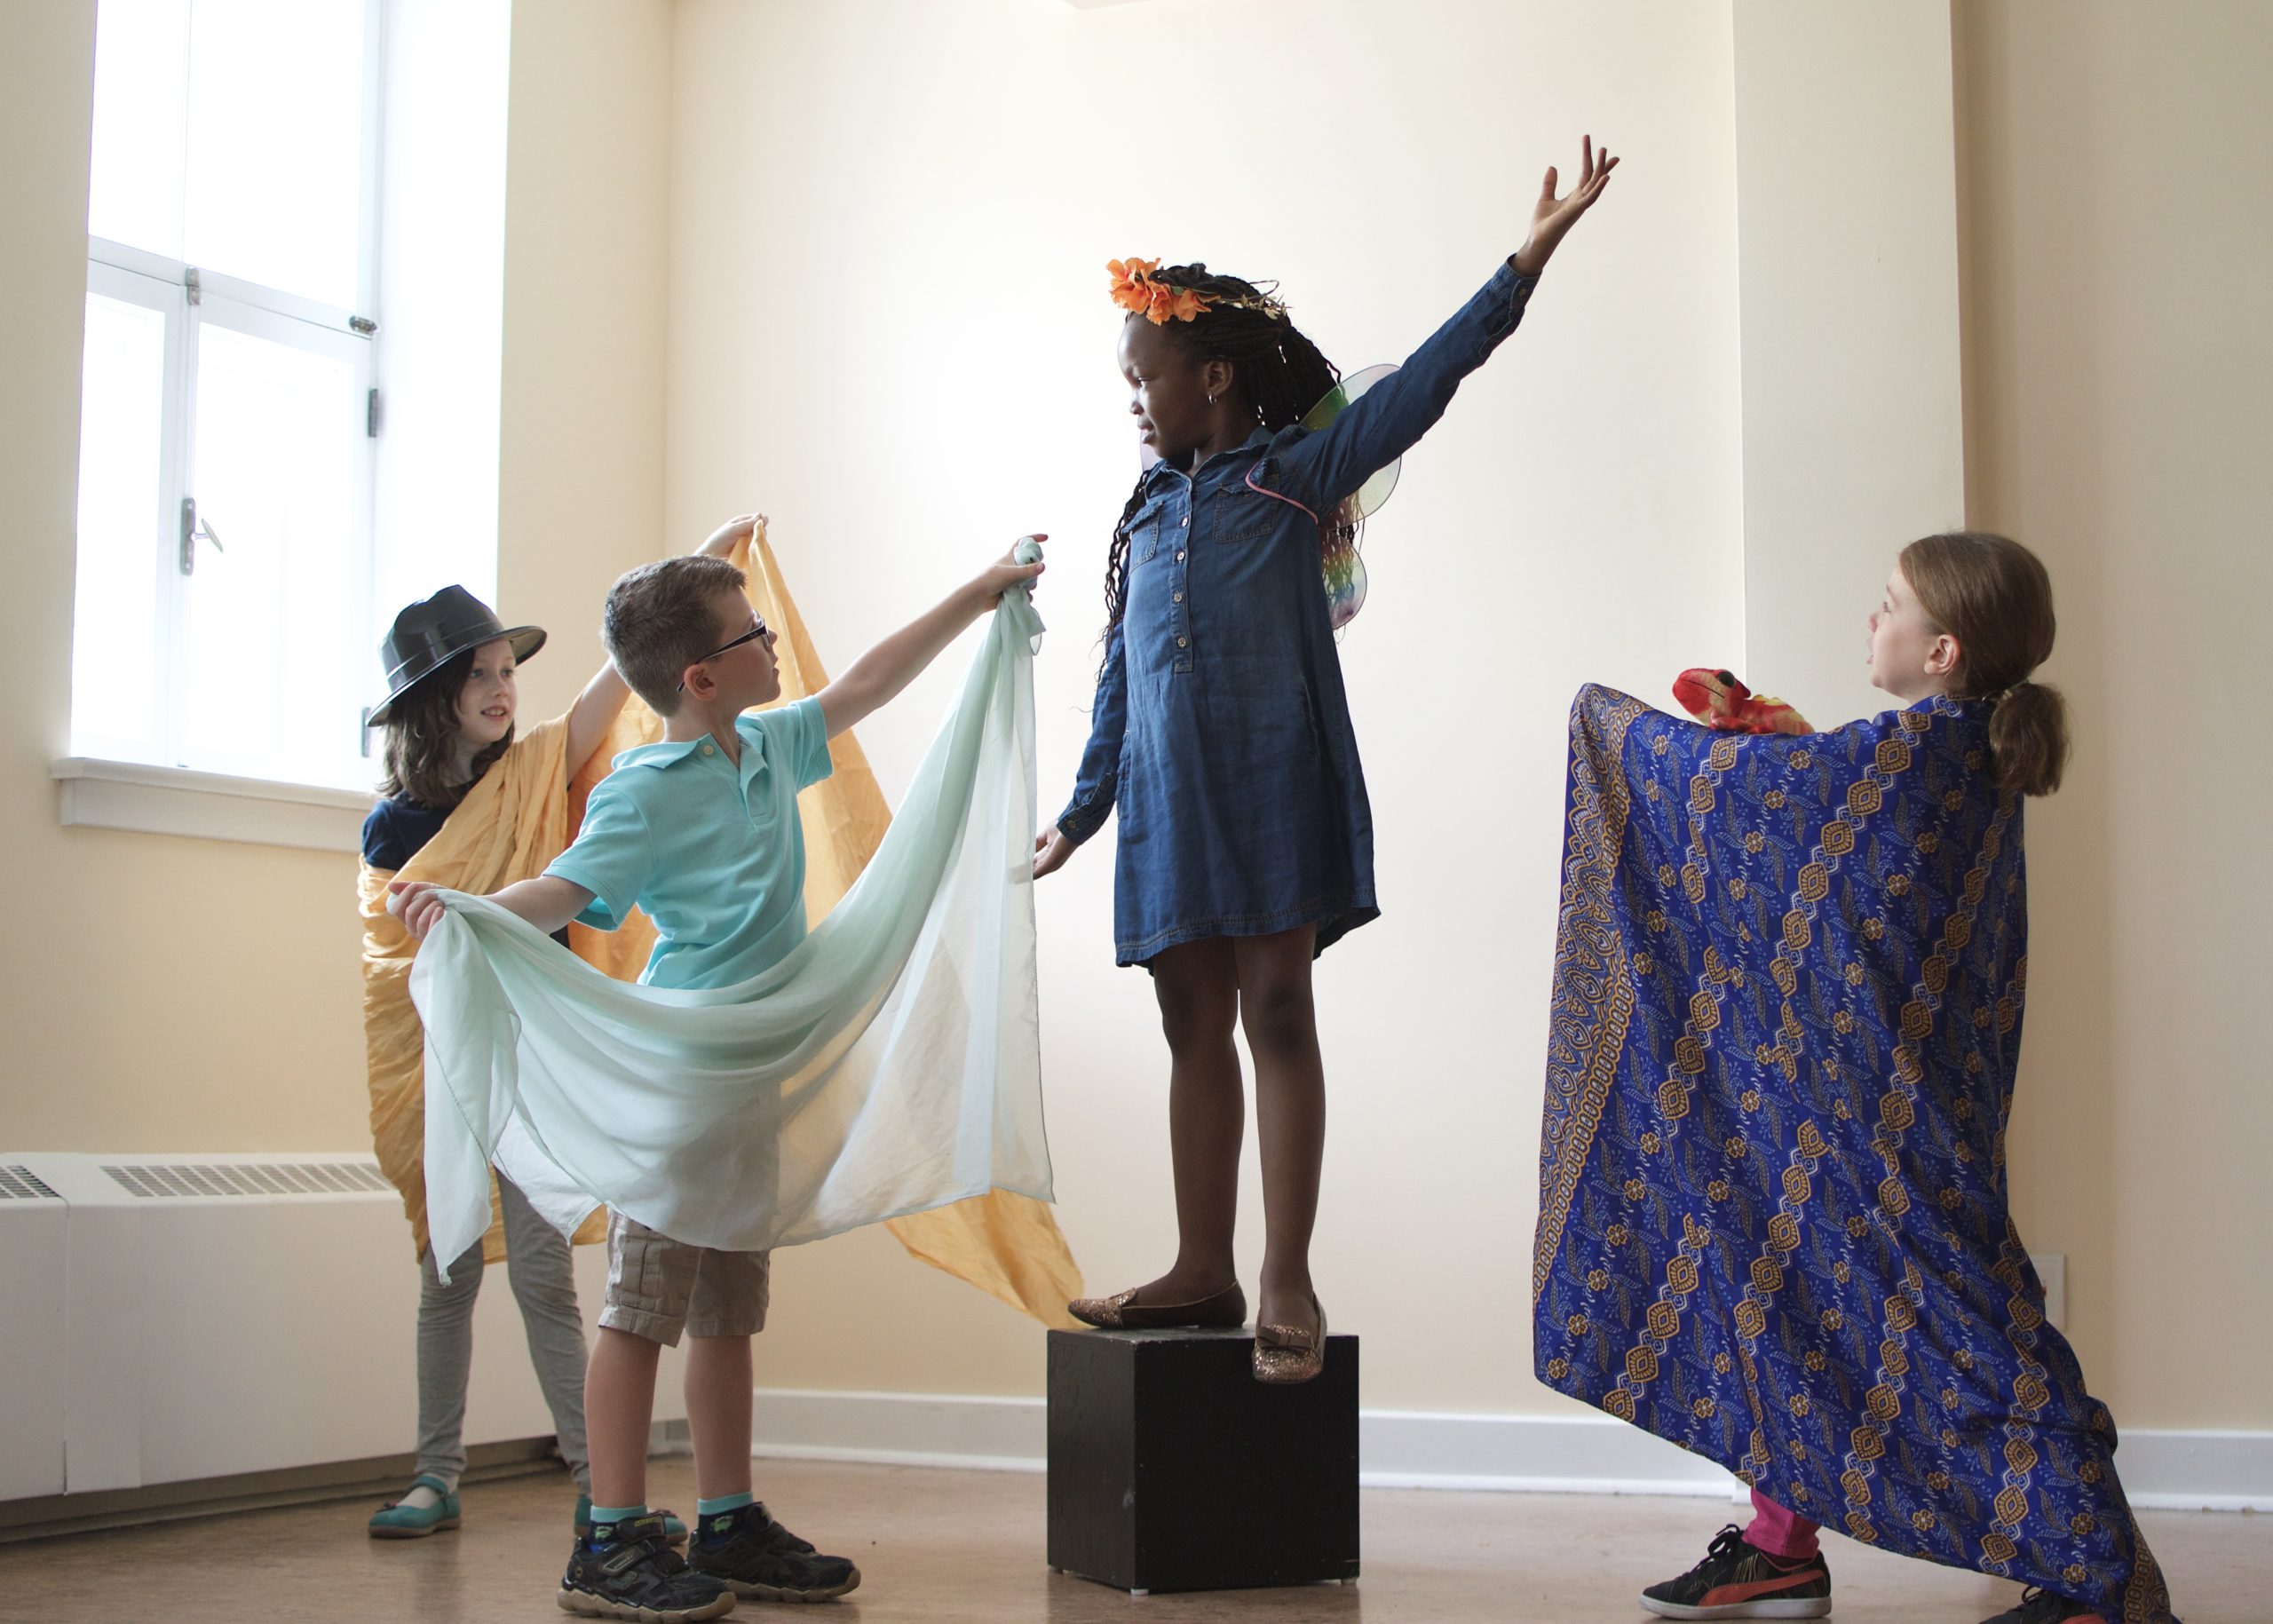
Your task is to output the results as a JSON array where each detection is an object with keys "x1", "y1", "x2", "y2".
[{"x1": 59, "y1": 0, "x2": 389, "y2": 851}]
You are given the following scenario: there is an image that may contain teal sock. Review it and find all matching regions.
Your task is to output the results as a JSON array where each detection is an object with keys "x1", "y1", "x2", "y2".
[
  {"x1": 590, "y1": 1503, "x2": 648, "y2": 1529},
  {"x1": 697, "y1": 1492, "x2": 754, "y2": 1517}
]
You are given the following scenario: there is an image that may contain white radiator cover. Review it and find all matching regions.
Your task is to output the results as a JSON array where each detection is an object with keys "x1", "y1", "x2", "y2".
[{"x1": 0, "y1": 1152, "x2": 681, "y2": 1502}]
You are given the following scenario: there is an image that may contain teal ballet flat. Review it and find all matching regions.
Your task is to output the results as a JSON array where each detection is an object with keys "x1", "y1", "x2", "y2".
[
  {"x1": 574, "y1": 1493, "x2": 687, "y2": 1543},
  {"x1": 368, "y1": 1475, "x2": 461, "y2": 1539}
]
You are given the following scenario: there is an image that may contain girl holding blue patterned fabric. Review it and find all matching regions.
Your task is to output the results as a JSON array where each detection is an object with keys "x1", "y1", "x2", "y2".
[
  {"x1": 1037, "y1": 140, "x2": 1616, "y2": 1381},
  {"x1": 1533, "y1": 534, "x2": 2176, "y2": 1623}
]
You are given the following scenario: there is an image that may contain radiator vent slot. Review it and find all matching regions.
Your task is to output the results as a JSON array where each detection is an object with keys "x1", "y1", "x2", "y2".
[
  {"x1": 99, "y1": 1161, "x2": 392, "y2": 1199},
  {"x1": 0, "y1": 1164, "x2": 61, "y2": 1200}
]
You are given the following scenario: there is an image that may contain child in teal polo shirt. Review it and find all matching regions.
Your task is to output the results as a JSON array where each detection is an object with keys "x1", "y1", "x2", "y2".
[{"x1": 396, "y1": 536, "x2": 1044, "y2": 1622}]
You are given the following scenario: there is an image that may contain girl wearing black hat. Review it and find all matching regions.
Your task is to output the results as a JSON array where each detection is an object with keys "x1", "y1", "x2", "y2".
[{"x1": 357, "y1": 516, "x2": 755, "y2": 1543}]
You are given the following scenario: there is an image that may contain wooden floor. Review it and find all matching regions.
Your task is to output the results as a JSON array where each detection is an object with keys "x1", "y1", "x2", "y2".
[{"x1": 4, "y1": 1458, "x2": 2259, "y2": 1622}]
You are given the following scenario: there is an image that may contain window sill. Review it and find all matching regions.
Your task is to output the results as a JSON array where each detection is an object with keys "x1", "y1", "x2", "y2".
[{"x1": 51, "y1": 757, "x2": 372, "y2": 853}]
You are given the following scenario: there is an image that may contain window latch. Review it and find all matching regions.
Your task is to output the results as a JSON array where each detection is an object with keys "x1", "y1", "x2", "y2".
[{"x1": 178, "y1": 496, "x2": 223, "y2": 576}]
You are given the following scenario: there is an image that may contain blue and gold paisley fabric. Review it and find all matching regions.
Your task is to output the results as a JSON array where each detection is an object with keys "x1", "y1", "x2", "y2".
[{"x1": 1532, "y1": 685, "x2": 2175, "y2": 1623}]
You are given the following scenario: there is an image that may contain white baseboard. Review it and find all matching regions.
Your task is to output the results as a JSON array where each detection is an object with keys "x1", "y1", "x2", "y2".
[
  {"x1": 752, "y1": 1390, "x2": 1047, "y2": 1476},
  {"x1": 1357, "y1": 1408, "x2": 1738, "y2": 1497},
  {"x1": 2115, "y1": 1430, "x2": 2273, "y2": 1512},
  {"x1": 749, "y1": 1389, "x2": 2273, "y2": 1513}
]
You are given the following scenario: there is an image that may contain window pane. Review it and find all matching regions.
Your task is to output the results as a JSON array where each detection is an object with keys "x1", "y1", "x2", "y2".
[
  {"x1": 183, "y1": 0, "x2": 369, "y2": 308},
  {"x1": 88, "y1": 0, "x2": 192, "y2": 259},
  {"x1": 180, "y1": 320, "x2": 365, "y2": 786},
  {"x1": 71, "y1": 291, "x2": 170, "y2": 761}
]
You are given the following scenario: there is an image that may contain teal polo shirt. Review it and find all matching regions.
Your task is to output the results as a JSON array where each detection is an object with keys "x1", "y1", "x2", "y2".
[{"x1": 545, "y1": 697, "x2": 834, "y2": 990}]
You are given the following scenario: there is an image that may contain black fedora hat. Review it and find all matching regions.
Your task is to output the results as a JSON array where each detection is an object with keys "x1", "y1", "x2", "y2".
[{"x1": 367, "y1": 585, "x2": 546, "y2": 726}]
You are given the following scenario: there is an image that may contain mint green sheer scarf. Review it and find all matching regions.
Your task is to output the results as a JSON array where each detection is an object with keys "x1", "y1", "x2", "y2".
[{"x1": 411, "y1": 571, "x2": 1049, "y2": 1279}]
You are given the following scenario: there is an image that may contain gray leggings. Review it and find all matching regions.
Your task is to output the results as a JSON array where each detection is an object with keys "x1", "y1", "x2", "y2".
[{"x1": 416, "y1": 1172, "x2": 590, "y2": 1493}]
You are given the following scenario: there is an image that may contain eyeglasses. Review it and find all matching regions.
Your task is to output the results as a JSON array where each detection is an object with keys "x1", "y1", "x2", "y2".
[{"x1": 677, "y1": 615, "x2": 770, "y2": 692}]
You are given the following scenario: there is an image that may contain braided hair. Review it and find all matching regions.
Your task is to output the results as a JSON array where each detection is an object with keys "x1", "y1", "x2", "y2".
[{"x1": 1101, "y1": 265, "x2": 1355, "y2": 648}]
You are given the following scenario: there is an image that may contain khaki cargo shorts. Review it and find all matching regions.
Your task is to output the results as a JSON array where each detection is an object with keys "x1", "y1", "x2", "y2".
[{"x1": 599, "y1": 1211, "x2": 771, "y2": 1346}]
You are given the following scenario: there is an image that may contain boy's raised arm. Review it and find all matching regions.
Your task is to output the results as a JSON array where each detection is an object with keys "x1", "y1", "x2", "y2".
[{"x1": 816, "y1": 539, "x2": 1045, "y2": 740}]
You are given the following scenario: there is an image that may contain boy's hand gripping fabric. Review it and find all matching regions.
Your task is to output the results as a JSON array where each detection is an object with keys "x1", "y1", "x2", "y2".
[{"x1": 412, "y1": 528, "x2": 1078, "y2": 1323}]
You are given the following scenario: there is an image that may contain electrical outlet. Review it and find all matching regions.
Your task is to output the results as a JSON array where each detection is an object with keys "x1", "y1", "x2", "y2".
[{"x1": 2031, "y1": 1252, "x2": 2066, "y2": 1328}]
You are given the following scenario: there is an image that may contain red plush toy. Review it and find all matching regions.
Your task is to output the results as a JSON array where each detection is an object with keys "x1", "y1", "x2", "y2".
[{"x1": 1672, "y1": 667, "x2": 1813, "y2": 735}]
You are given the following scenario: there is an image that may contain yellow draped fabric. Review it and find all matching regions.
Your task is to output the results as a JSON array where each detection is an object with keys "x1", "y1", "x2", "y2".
[
  {"x1": 358, "y1": 520, "x2": 1081, "y2": 1321},
  {"x1": 360, "y1": 713, "x2": 630, "y2": 1262}
]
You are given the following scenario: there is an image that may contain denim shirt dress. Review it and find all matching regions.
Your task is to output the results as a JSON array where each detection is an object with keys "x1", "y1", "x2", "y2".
[{"x1": 1056, "y1": 260, "x2": 1540, "y2": 966}]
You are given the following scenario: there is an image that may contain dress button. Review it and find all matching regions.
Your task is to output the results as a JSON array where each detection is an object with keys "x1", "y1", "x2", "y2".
[
  {"x1": 1172, "y1": 591, "x2": 1183, "y2": 603},
  {"x1": 1176, "y1": 551, "x2": 1185, "y2": 562},
  {"x1": 1177, "y1": 636, "x2": 1188, "y2": 647},
  {"x1": 1181, "y1": 516, "x2": 1190, "y2": 527},
  {"x1": 701, "y1": 743, "x2": 716, "y2": 757}
]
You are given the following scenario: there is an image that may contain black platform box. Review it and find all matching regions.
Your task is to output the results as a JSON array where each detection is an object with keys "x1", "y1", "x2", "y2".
[{"x1": 1045, "y1": 1325, "x2": 1359, "y2": 1595}]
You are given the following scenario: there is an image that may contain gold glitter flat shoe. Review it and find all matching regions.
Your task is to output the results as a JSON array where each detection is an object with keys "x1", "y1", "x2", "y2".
[
  {"x1": 1252, "y1": 1294, "x2": 1327, "y2": 1384},
  {"x1": 1066, "y1": 1280, "x2": 1247, "y2": 1330}
]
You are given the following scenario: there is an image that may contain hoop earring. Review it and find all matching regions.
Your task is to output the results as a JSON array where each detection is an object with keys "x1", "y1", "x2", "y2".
[{"x1": 1207, "y1": 393, "x2": 1218, "y2": 406}]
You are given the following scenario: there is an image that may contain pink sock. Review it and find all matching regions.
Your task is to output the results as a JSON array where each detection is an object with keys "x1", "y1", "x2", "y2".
[{"x1": 1743, "y1": 1488, "x2": 1821, "y2": 1562}]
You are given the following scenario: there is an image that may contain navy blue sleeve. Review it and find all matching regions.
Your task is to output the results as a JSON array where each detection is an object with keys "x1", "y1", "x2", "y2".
[
  {"x1": 1255, "y1": 261, "x2": 1540, "y2": 511},
  {"x1": 360, "y1": 801, "x2": 406, "y2": 869}
]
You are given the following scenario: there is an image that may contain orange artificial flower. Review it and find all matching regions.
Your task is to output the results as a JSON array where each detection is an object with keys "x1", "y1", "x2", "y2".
[
  {"x1": 1107, "y1": 257, "x2": 1162, "y2": 315},
  {"x1": 1160, "y1": 286, "x2": 1207, "y2": 324},
  {"x1": 1106, "y1": 256, "x2": 1213, "y2": 324}
]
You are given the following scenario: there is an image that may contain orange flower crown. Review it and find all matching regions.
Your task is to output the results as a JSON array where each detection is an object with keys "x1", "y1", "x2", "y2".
[{"x1": 1108, "y1": 257, "x2": 1287, "y2": 326}]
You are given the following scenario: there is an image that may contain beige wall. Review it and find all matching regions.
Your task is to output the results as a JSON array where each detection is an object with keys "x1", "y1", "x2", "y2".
[
  {"x1": 496, "y1": 0, "x2": 676, "y2": 709},
  {"x1": 663, "y1": 0, "x2": 1747, "y2": 1406},
  {"x1": 0, "y1": 0, "x2": 675, "y2": 1153},
  {"x1": 1956, "y1": 2, "x2": 2273, "y2": 1430},
  {"x1": 1732, "y1": 0, "x2": 1968, "y2": 728}
]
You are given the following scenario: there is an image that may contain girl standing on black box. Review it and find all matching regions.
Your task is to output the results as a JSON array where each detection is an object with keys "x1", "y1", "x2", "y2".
[{"x1": 1040, "y1": 140, "x2": 1617, "y2": 1382}]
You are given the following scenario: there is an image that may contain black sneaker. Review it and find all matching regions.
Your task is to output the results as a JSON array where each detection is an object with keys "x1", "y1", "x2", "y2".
[
  {"x1": 687, "y1": 1501, "x2": 861, "y2": 1604},
  {"x1": 1979, "y1": 1588, "x2": 2106, "y2": 1624},
  {"x1": 1641, "y1": 1525, "x2": 1833, "y2": 1619},
  {"x1": 559, "y1": 1513, "x2": 737, "y2": 1621}
]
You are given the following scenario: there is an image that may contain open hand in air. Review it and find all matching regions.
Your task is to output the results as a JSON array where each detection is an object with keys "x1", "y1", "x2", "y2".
[{"x1": 1512, "y1": 136, "x2": 1619, "y2": 277}]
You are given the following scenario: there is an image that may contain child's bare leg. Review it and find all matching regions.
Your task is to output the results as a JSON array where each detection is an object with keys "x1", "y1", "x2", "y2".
[
  {"x1": 585, "y1": 1326, "x2": 661, "y2": 1509},
  {"x1": 684, "y1": 1334, "x2": 754, "y2": 1501},
  {"x1": 1136, "y1": 936, "x2": 1243, "y2": 1302},
  {"x1": 1233, "y1": 926, "x2": 1325, "y2": 1338}
]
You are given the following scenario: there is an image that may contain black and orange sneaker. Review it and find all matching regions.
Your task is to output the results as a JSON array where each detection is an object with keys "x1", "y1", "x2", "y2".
[
  {"x1": 1641, "y1": 1525, "x2": 1833, "y2": 1619},
  {"x1": 1978, "y1": 1588, "x2": 2107, "y2": 1624}
]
